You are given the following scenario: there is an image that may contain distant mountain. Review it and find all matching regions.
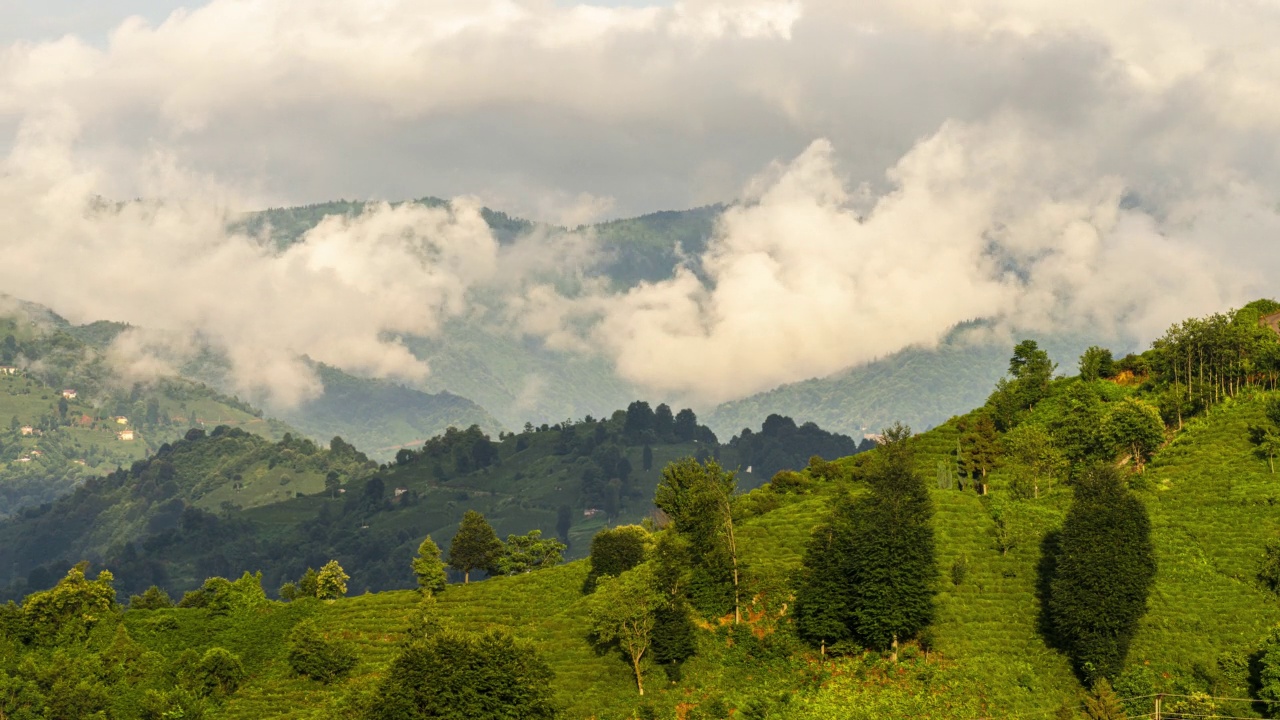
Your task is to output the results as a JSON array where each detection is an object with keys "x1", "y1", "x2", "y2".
[
  {"x1": 270, "y1": 362, "x2": 502, "y2": 457},
  {"x1": 707, "y1": 327, "x2": 1105, "y2": 440}
]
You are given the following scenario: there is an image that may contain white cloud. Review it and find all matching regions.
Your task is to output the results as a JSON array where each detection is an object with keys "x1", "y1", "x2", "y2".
[{"x1": 0, "y1": 0, "x2": 1278, "y2": 410}]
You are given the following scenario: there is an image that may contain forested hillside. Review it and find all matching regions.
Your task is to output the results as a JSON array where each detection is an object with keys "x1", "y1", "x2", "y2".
[
  {"x1": 0, "y1": 401, "x2": 857, "y2": 602},
  {"x1": 3, "y1": 301, "x2": 1280, "y2": 720}
]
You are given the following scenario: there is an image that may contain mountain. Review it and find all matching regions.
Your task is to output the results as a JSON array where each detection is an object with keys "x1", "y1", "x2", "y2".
[
  {"x1": 0, "y1": 303, "x2": 295, "y2": 516},
  {"x1": 707, "y1": 325, "x2": 1102, "y2": 440},
  {"x1": 1, "y1": 302, "x2": 1278, "y2": 719},
  {"x1": 269, "y1": 362, "x2": 502, "y2": 457},
  {"x1": 0, "y1": 403, "x2": 858, "y2": 601}
]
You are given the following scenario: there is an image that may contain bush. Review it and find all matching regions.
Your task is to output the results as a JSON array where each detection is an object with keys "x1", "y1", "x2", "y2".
[
  {"x1": 128, "y1": 586, "x2": 173, "y2": 610},
  {"x1": 288, "y1": 620, "x2": 358, "y2": 683},
  {"x1": 1260, "y1": 540, "x2": 1280, "y2": 594},
  {"x1": 193, "y1": 647, "x2": 245, "y2": 697}
]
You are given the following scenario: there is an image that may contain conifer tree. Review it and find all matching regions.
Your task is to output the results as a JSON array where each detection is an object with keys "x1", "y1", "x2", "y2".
[
  {"x1": 448, "y1": 510, "x2": 503, "y2": 584},
  {"x1": 1048, "y1": 466, "x2": 1155, "y2": 683},
  {"x1": 1082, "y1": 678, "x2": 1128, "y2": 720},
  {"x1": 412, "y1": 536, "x2": 447, "y2": 595}
]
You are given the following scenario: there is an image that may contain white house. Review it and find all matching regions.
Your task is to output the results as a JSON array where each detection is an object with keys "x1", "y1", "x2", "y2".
[
  {"x1": 0, "y1": 366, "x2": 16, "y2": 376},
  {"x1": 61, "y1": 389, "x2": 77, "y2": 400},
  {"x1": 118, "y1": 429, "x2": 136, "y2": 441},
  {"x1": 19, "y1": 426, "x2": 34, "y2": 436}
]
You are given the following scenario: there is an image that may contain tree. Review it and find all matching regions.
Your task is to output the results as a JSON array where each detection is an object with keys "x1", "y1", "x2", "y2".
[
  {"x1": 1260, "y1": 626, "x2": 1280, "y2": 716},
  {"x1": 369, "y1": 627, "x2": 556, "y2": 720},
  {"x1": 1079, "y1": 346, "x2": 1115, "y2": 382},
  {"x1": 589, "y1": 563, "x2": 664, "y2": 695},
  {"x1": 958, "y1": 413, "x2": 999, "y2": 493},
  {"x1": 298, "y1": 567, "x2": 320, "y2": 597},
  {"x1": 412, "y1": 536, "x2": 448, "y2": 595},
  {"x1": 1048, "y1": 466, "x2": 1156, "y2": 683},
  {"x1": 128, "y1": 585, "x2": 174, "y2": 610},
  {"x1": 1082, "y1": 678, "x2": 1127, "y2": 720},
  {"x1": 20, "y1": 564, "x2": 117, "y2": 645},
  {"x1": 653, "y1": 458, "x2": 743, "y2": 622},
  {"x1": 194, "y1": 647, "x2": 246, "y2": 697},
  {"x1": 642, "y1": 444, "x2": 654, "y2": 471},
  {"x1": 494, "y1": 530, "x2": 566, "y2": 575},
  {"x1": 1260, "y1": 540, "x2": 1280, "y2": 594},
  {"x1": 1100, "y1": 398, "x2": 1165, "y2": 472},
  {"x1": 583, "y1": 525, "x2": 650, "y2": 593},
  {"x1": 288, "y1": 619, "x2": 357, "y2": 683},
  {"x1": 448, "y1": 510, "x2": 503, "y2": 584},
  {"x1": 673, "y1": 409, "x2": 698, "y2": 442},
  {"x1": 1249, "y1": 424, "x2": 1280, "y2": 473},
  {"x1": 316, "y1": 560, "x2": 349, "y2": 599},
  {"x1": 1002, "y1": 423, "x2": 1066, "y2": 498},
  {"x1": 794, "y1": 428, "x2": 935, "y2": 658},
  {"x1": 325, "y1": 471, "x2": 341, "y2": 497}
]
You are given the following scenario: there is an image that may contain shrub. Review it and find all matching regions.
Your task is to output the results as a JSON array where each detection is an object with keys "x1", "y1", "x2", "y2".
[
  {"x1": 193, "y1": 647, "x2": 245, "y2": 697},
  {"x1": 288, "y1": 620, "x2": 357, "y2": 683}
]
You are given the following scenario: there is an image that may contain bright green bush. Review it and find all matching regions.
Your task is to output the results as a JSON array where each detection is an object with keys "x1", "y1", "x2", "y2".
[{"x1": 287, "y1": 619, "x2": 357, "y2": 683}]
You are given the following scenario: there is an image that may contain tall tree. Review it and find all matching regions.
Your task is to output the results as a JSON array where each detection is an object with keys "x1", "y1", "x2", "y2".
[
  {"x1": 1078, "y1": 346, "x2": 1115, "y2": 382},
  {"x1": 1001, "y1": 423, "x2": 1065, "y2": 498},
  {"x1": 412, "y1": 536, "x2": 447, "y2": 595},
  {"x1": 448, "y1": 510, "x2": 503, "y2": 584},
  {"x1": 316, "y1": 560, "x2": 348, "y2": 600},
  {"x1": 794, "y1": 426, "x2": 935, "y2": 659},
  {"x1": 588, "y1": 563, "x2": 664, "y2": 696},
  {"x1": 958, "y1": 413, "x2": 999, "y2": 493},
  {"x1": 653, "y1": 458, "x2": 743, "y2": 622},
  {"x1": 1048, "y1": 466, "x2": 1156, "y2": 683}
]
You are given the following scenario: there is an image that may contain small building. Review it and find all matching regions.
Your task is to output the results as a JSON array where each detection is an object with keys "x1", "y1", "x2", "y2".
[
  {"x1": 114, "y1": 416, "x2": 129, "y2": 425},
  {"x1": 15, "y1": 456, "x2": 30, "y2": 463},
  {"x1": 19, "y1": 426, "x2": 34, "y2": 436},
  {"x1": 583, "y1": 508, "x2": 602, "y2": 518},
  {"x1": 0, "y1": 366, "x2": 16, "y2": 376},
  {"x1": 29, "y1": 450, "x2": 42, "y2": 457},
  {"x1": 118, "y1": 429, "x2": 136, "y2": 441},
  {"x1": 61, "y1": 389, "x2": 77, "y2": 400},
  {"x1": 394, "y1": 487, "x2": 409, "y2": 498},
  {"x1": 1262, "y1": 311, "x2": 1280, "y2": 337}
]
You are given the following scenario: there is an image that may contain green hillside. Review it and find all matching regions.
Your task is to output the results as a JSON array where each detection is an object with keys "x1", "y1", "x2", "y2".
[
  {"x1": 0, "y1": 307, "x2": 295, "y2": 515},
  {"x1": 708, "y1": 325, "x2": 1098, "y2": 441},
  {"x1": 4, "y1": 303, "x2": 1280, "y2": 719}
]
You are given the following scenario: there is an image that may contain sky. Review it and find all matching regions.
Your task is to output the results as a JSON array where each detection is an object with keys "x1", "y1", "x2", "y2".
[{"x1": 0, "y1": 0, "x2": 1278, "y2": 409}]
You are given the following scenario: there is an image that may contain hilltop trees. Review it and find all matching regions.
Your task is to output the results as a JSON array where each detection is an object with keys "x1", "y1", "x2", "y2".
[
  {"x1": 449, "y1": 510, "x2": 503, "y2": 584},
  {"x1": 316, "y1": 561, "x2": 349, "y2": 600},
  {"x1": 1248, "y1": 395, "x2": 1280, "y2": 473},
  {"x1": 493, "y1": 530, "x2": 566, "y2": 575},
  {"x1": 1047, "y1": 466, "x2": 1155, "y2": 683},
  {"x1": 989, "y1": 340, "x2": 1058, "y2": 430},
  {"x1": 795, "y1": 425, "x2": 935, "y2": 659},
  {"x1": 1079, "y1": 346, "x2": 1116, "y2": 382}
]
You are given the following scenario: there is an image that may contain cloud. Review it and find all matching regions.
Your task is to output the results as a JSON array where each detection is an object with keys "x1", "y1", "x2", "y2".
[{"x1": 0, "y1": 0, "x2": 1279, "y2": 411}]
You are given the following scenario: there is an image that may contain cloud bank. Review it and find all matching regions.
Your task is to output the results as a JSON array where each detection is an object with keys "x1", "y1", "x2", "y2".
[{"x1": 1, "y1": 0, "x2": 1278, "y2": 409}]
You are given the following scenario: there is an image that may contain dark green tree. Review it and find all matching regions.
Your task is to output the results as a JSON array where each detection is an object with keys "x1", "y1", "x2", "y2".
[
  {"x1": 583, "y1": 524, "x2": 649, "y2": 593},
  {"x1": 1047, "y1": 466, "x2": 1156, "y2": 683},
  {"x1": 1100, "y1": 398, "x2": 1165, "y2": 472},
  {"x1": 794, "y1": 427, "x2": 935, "y2": 658},
  {"x1": 673, "y1": 408, "x2": 698, "y2": 442},
  {"x1": 642, "y1": 444, "x2": 654, "y2": 470},
  {"x1": 368, "y1": 628, "x2": 556, "y2": 719},
  {"x1": 653, "y1": 458, "x2": 742, "y2": 621},
  {"x1": 288, "y1": 620, "x2": 357, "y2": 683},
  {"x1": 448, "y1": 510, "x2": 503, "y2": 584}
]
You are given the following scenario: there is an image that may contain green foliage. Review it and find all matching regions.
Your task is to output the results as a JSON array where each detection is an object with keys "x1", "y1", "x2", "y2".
[
  {"x1": 367, "y1": 626, "x2": 557, "y2": 719},
  {"x1": 287, "y1": 619, "x2": 358, "y2": 683},
  {"x1": 128, "y1": 585, "x2": 174, "y2": 610},
  {"x1": 1100, "y1": 398, "x2": 1165, "y2": 471},
  {"x1": 1047, "y1": 466, "x2": 1155, "y2": 683},
  {"x1": 1260, "y1": 626, "x2": 1280, "y2": 716},
  {"x1": 19, "y1": 564, "x2": 117, "y2": 645},
  {"x1": 192, "y1": 646, "x2": 246, "y2": 698},
  {"x1": 589, "y1": 563, "x2": 664, "y2": 695},
  {"x1": 1081, "y1": 677, "x2": 1127, "y2": 720},
  {"x1": 448, "y1": 510, "x2": 503, "y2": 583},
  {"x1": 794, "y1": 435, "x2": 936, "y2": 652},
  {"x1": 412, "y1": 536, "x2": 448, "y2": 595},
  {"x1": 583, "y1": 525, "x2": 650, "y2": 593},
  {"x1": 653, "y1": 458, "x2": 741, "y2": 619},
  {"x1": 316, "y1": 560, "x2": 349, "y2": 600},
  {"x1": 1078, "y1": 346, "x2": 1115, "y2": 382},
  {"x1": 1261, "y1": 540, "x2": 1280, "y2": 594},
  {"x1": 494, "y1": 530, "x2": 566, "y2": 575},
  {"x1": 1001, "y1": 423, "x2": 1066, "y2": 499}
]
